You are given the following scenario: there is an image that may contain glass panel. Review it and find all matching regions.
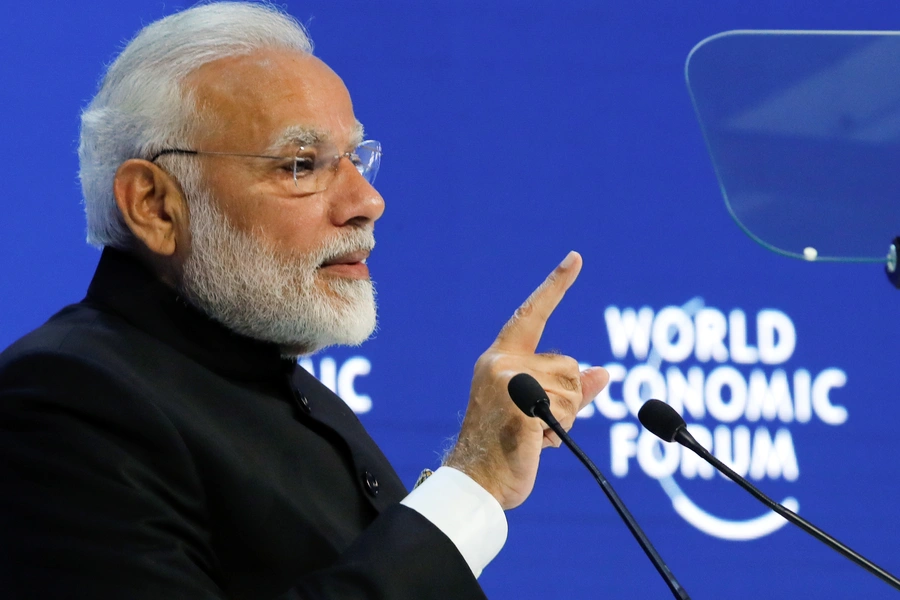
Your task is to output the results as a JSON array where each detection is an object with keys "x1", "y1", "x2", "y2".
[{"x1": 686, "y1": 31, "x2": 900, "y2": 263}]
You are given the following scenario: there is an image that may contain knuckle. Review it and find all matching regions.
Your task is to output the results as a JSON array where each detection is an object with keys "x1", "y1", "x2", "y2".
[
  {"x1": 473, "y1": 357, "x2": 489, "y2": 376},
  {"x1": 474, "y1": 352, "x2": 493, "y2": 370},
  {"x1": 513, "y1": 299, "x2": 535, "y2": 321},
  {"x1": 558, "y1": 355, "x2": 580, "y2": 374},
  {"x1": 475, "y1": 352, "x2": 518, "y2": 378},
  {"x1": 490, "y1": 354, "x2": 511, "y2": 371},
  {"x1": 537, "y1": 355, "x2": 581, "y2": 393},
  {"x1": 552, "y1": 393, "x2": 578, "y2": 417},
  {"x1": 555, "y1": 372, "x2": 580, "y2": 393}
]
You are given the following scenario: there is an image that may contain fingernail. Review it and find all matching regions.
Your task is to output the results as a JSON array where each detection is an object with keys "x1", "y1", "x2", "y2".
[{"x1": 559, "y1": 251, "x2": 577, "y2": 269}]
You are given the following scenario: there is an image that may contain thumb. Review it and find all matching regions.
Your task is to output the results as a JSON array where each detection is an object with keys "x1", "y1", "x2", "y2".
[{"x1": 579, "y1": 366, "x2": 610, "y2": 409}]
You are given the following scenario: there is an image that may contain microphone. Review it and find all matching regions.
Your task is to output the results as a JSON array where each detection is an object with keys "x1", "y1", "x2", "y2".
[
  {"x1": 638, "y1": 399, "x2": 900, "y2": 592},
  {"x1": 507, "y1": 373, "x2": 691, "y2": 600}
]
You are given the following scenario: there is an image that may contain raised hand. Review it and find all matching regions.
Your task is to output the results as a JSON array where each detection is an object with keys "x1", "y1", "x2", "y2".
[{"x1": 444, "y1": 251, "x2": 610, "y2": 510}]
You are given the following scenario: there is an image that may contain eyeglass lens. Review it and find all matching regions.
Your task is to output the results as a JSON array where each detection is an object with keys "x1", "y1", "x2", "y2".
[{"x1": 293, "y1": 140, "x2": 381, "y2": 192}]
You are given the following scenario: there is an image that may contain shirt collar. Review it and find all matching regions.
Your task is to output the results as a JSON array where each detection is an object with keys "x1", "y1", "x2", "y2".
[{"x1": 85, "y1": 247, "x2": 293, "y2": 380}]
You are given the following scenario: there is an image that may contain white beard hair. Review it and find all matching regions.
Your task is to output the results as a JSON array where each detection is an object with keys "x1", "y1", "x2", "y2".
[{"x1": 178, "y1": 190, "x2": 378, "y2": 356}]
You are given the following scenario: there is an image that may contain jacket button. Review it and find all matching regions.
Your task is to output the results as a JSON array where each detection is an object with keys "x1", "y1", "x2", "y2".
[
  {"x1": 362, "y1": 470, "x2": 379, "y2": 497},
  {"x1": 291, "y1": 388, "x2": 311, "y2": 415}
]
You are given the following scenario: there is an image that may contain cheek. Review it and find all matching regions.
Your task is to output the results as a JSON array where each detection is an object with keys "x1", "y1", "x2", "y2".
[
  {"x1": 203, "y1": 172, "x2": 334, "y2": 255},
  {"x1": 246, "y1": 199, "x2": 332, "y2": 255}
]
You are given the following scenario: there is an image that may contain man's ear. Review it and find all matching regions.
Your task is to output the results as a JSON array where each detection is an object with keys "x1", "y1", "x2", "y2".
[{"x1": 113, "y1": 159, "x2": 189, "y2": 257}]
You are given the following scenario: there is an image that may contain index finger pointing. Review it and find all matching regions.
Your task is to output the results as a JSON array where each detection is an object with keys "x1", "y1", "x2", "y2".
[{"x1": 493, "y1": 251, "x2": 583, "y2": 353}]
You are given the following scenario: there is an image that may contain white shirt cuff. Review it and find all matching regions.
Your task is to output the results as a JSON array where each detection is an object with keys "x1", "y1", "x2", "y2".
[{"x1": 400, "y1": 466, "x2": 508, "y2": 578}]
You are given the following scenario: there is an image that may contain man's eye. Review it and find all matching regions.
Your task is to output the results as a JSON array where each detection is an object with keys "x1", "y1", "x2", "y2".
[{"x1": 292, "y1": 157, "x2": 315, "y2": 176}]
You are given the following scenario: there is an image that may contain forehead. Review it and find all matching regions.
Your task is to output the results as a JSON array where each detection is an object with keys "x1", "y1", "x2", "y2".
[{"x1": 186, "y1": 48, "x2": 358, "y2": 150}]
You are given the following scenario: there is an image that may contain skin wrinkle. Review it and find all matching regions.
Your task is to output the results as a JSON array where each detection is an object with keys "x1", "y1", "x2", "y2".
[
  {"x1": 500, "y1": 275, "x2": 559, "y2": 338},
  {"x1": 510, "y1": 301, "x2": 534, "y2": 323},
  {"x1": 547, "y1": 392, "x2": 576, "y2": 418},
  {"x1": 467, "y1": 356, "x2": 583, "y2": 437},
  {"x1": 528, "y1": 354, "x2": 583, "y2": 396},
  {"x1": 555, "y1": 373, "x2": 580, "y2": 392}
]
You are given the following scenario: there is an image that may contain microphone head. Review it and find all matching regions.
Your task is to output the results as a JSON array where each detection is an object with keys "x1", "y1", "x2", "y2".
[
  {"x1": 507, "y1": 373, "x2": 549, "y2": 417},
  {"x1": 638, "y1": 399, "x2": 686, "y2": 443}
]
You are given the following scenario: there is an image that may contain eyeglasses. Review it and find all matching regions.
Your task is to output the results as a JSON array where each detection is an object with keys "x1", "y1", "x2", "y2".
[{"x1": 149, "y1": 139, "x2": 382, "y2": 195}]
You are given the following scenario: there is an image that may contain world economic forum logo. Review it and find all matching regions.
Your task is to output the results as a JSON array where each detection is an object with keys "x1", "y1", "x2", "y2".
[
  {"x1": 299, "y1": 355, "x2": 374, "y2": 414},
  {"x1": 576, "y1": 298, "x2": 848, "y2": 541}
]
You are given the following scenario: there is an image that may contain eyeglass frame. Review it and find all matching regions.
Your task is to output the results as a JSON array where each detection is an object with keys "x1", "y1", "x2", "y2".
[{"x1": 147, "y1": 139, "x2": 382, "y2": 193}]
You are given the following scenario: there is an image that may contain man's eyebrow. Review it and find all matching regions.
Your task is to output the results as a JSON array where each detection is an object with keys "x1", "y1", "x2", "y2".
[
  {"x1": 268, "y1": 122, "x2": 366, "y2": 154},
  {"x1": 350, "y1": 121, "x2": 365, "y2": 147},
  {"x1": 267, "y1": 126, "x2": 325, "y2": 152}
]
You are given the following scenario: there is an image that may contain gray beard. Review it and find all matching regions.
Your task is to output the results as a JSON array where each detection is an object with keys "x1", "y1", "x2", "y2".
[{"x1": 178, "y1": 192, "x2": 377, "y2": 356}]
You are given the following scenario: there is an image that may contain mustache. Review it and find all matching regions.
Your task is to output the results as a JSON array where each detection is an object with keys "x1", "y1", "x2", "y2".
[{"x1": 311, "y1": 227, "x2": 376, "y2": 266}]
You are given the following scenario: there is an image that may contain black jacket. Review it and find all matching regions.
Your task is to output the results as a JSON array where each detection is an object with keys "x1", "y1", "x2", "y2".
[{"x1": 0, "y1": 248, "x2": 486, "y2": 599}]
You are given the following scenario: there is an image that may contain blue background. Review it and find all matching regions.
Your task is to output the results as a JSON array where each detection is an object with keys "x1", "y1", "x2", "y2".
[{"x1": 2, "y1": 2, "x2": 900, "y2": 598}]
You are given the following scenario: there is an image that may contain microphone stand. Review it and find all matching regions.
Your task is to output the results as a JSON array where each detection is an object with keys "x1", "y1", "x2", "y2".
[
  {"x1": 672, "y1": 426, "x2": 900, "y2": 592},
  {"x1": 535, "y1": 401, "x2": 691, "y2": 600}
]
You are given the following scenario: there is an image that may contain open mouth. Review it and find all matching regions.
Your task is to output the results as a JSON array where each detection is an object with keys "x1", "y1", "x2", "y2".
[
  {"x1": 318, "y1": 250, "x2": 371, "y2": 277},
  {"x1": 320, "y1": 250, "x2": 370, "y2": 268}
]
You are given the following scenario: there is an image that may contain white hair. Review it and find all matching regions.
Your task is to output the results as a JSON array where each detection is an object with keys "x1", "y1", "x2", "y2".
[
  {"x1": 78, "y1": 1, "x2": 313, "y2": 248},
  {"x1": 179, "y1": 170, "x2": 378, "y2": 355}
]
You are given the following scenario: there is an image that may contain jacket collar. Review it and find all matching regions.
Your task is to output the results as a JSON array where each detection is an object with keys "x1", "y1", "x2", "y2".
[{"x1": 85, "y1": 247, "x2": 293, "y2": 380}]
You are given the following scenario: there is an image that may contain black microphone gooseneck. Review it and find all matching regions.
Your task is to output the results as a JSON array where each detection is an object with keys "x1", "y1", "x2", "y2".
[
  {"x1": 638, "y1": 398, "x2": 900, "y2": 593},
  {"x1": 507, "y1": 373, "x2": 691, "y2": 600}
]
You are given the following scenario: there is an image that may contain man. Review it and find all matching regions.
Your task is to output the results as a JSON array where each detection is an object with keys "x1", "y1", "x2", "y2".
[{"x1": 0, "y1": 3, "x2": 608, "y2": 598}]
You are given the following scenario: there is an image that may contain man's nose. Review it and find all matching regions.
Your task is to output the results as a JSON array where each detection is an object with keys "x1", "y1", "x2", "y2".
[{"x1": 328, "y1": 158, "x2": 385, "y2": 227}]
